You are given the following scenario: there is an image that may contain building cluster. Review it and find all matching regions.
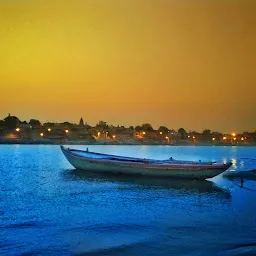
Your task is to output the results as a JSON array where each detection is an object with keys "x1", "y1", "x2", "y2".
[{"x1": 0, "y1": 114, "x2": 255, "y2": 145}]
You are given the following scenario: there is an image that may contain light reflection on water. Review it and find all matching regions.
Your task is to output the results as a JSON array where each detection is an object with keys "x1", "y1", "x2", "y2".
[
  {"x1": 231, "y1": 158, "x2": 237, "y2": 169},
  {"x1": 0, "y1": 145, "x2": 256, "y2": 256}
]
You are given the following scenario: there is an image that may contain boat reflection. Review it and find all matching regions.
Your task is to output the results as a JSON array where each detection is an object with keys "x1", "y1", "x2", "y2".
[
  {"x1": 63, "y1": 169, "x2": 231, "y2": 198},
  {"x1": 224, "y1": 169, "x2": 256, "y2": 181}
]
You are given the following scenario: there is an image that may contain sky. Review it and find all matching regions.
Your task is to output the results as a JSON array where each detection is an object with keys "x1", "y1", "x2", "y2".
[{"x1": 0, "y1": 0, "x2": 255, "y2": 132}]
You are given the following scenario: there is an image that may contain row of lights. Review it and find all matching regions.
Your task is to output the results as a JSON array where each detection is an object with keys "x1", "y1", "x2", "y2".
[
  {"x1": 16, "y1": 128, "x2": 69, "y2": 137},
  {"x1": 159, "y1": 131, "x2": 174, "y2": 135},
  {"x1": 15, "y1": 128, "x2": 247, "y2": 141},
  {"x1": 136, "y1": 131, "x2": 170, "y2": 142},
  {"x1": 213, "y1": 134, "x2": 246, "y2": 141},
  {"x1": 185, "y1": 133, "x2": 247, "y2": 142},
  {"x1": 97, "y1": 131, "x2": 116, "y2": 139},
  {"x1": 97, "y1": 131, "x2": 171, "y2": 141},
  {"x1": 41, "y1": 129, "x2": 69, "y2": 137}
]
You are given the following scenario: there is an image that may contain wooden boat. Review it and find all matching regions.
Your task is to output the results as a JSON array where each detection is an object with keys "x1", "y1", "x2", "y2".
[{"x1": 60, "y1": 146, "x2": 232, "y2": 179}]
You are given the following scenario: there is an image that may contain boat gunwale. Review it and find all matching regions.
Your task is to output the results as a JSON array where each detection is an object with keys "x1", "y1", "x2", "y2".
[
  {"x1": 61, "y1": 146, "x2": 232, "y2": 170},
  {"x1": 63, "y1": 146, "x2": 216, "y2": 164}
]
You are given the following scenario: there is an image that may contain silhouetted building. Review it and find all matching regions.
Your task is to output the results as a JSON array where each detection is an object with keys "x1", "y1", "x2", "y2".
[{"x1": 79, "y1": 117, "x2": 84, "y2": 126}]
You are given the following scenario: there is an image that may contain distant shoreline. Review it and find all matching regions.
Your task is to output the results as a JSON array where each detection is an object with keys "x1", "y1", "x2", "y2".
[{"x1": 0, "y1": 139, "x2": 255, "y2": 146}]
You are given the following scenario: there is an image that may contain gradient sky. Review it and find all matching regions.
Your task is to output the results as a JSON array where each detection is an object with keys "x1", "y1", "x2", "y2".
[{"x1": 0, "y1": 0, "x2": 255, "y2": 132}]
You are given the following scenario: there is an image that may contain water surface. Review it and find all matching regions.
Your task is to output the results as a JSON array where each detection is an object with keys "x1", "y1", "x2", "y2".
[{"x1": 0, "y1": 145, "x2": 256, "y2": 255}]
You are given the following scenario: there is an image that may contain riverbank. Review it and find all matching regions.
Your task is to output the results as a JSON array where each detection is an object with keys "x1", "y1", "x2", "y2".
[{"x1": 0, "y1": 138, "x2": 255, "y2": 146}]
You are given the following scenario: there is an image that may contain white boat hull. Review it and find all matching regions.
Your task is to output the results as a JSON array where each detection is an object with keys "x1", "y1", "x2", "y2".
[{"x1": 61, "y1": 147, "x2": 231, "y2": 179}]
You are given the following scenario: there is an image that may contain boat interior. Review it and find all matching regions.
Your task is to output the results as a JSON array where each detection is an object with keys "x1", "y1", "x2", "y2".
[{"x1": 63, "y1": 147, "x2": 217, "y2": 165}]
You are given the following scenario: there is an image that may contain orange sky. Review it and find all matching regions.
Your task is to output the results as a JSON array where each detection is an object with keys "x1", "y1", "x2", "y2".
[{"x1": 0, "y1": 0, "x2": 255, "y2": 132}]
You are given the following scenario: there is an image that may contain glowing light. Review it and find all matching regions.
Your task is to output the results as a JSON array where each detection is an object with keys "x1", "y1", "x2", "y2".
[
  {"x1": 232, "y1": 133, "x2": 236, "y2": 137},
  {"x1": 47, "y1": 128, "x2": 51, "y2": 132},
  {"x1": 188, "y1": 135, "x2": 190, "y2": 138},
  {"x1": 233, "y1": 137, "x2": 236, "y2": 140},
  {"x1": 223, "y1": 136, "x2": 227, "y2": 140},
  {"x1": 212, "y1": 138, "x2": 215, "y2": 141},
  {"x1": 193, "y1": 136, "x2": 195, "y2": 139},
  {"x1": 97, "y1": 132, "x2": 101, "y2": 137},
  {"x1": 40, "y1": 132, "x2": 44, "y2": 137},
  {"x1": 65, "y1": 129, "x2": 69, "y2": 133},
  {"x1": 142, "y1": 132, "x2": 146, "y2": 135},
  {"x1": 160, "y1": 132, "x2": 163, "y2": 135},
  {"x1": 165, "y1": 136, "x2": 169, "y2": 139},
  {"x1": 113, "y1": 135, "x2": 116, "y2": 138},
  {"x1": 16, "y1": 128, "x2": 20, "y2": 132},
  {"x1": 241, "y1": 137, "x2": 244, "y2": 141}
]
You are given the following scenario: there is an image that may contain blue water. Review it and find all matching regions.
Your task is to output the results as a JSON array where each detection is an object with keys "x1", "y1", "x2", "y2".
[{"x1": 0, "y1": 145, "x2": 256, "y2": 256}]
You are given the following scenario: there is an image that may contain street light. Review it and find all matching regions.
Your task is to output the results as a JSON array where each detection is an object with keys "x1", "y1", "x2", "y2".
[
  {"x1": 40, "y1": 132, "x2": 44, "y2": 137},
  {"x1": 48, "y1": 128, "x2": 51, "y2": 132},
  {"x1": 65, "y1": 129, "x2": 69, "y2": 134},
  {"x1": 16, "y1": 128, "x2": 20, "y2": 132},
  {"x1": 231, "y1": 133, "x2": 236, "y2": 144}
]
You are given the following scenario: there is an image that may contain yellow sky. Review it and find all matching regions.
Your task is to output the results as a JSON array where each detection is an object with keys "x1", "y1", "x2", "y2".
[{"x1": 0, "y1": 0, "x2": 255, "y2": 132}]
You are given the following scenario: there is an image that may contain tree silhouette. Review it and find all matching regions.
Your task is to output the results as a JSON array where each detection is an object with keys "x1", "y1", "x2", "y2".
[
  {"x1": 29, "y1": 119, "x2": 41, "y2": 127},
  {"x1": 178, "y1": 128, "x2": 187, "y2": 140},
  {"x1": 141, "y1": 123, "x2": 154, "y2": 132},
  {"x1": 135, "y1": 126, "x2": 142, "y2": 132},
  {"x1": 4, "y1": 114, "x2": 20, "y2": 129},
  {"x1": 158, "y1": 126, "x2": 169, "y2": 134},
  {"x1": 202, "y1": 129, "x2": 212, "y2": 142},
  {"x1": 211, "y1": 132, "x2": 222, "y2": 141},
  {"x1": 43, "y1": 122, "x2": 55, "y2": 128}
]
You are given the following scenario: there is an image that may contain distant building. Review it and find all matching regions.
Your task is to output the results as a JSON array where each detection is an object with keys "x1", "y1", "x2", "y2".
[
  {"x1": 98, "y1": 121, "x2": 107, "y2": 127},
  {"x1": 79, "y1": 117, "x2": 84, "y2": 126}
]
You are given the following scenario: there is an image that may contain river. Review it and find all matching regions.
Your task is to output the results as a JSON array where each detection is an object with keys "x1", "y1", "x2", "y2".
[{"x1": 0, "y1": 145, "x2": 256, "y2": 255}]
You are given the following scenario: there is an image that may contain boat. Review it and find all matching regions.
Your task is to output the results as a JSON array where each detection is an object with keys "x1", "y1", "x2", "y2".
[{"x1": 60, "y1": 146, "x2": 232, "y2": 180}]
